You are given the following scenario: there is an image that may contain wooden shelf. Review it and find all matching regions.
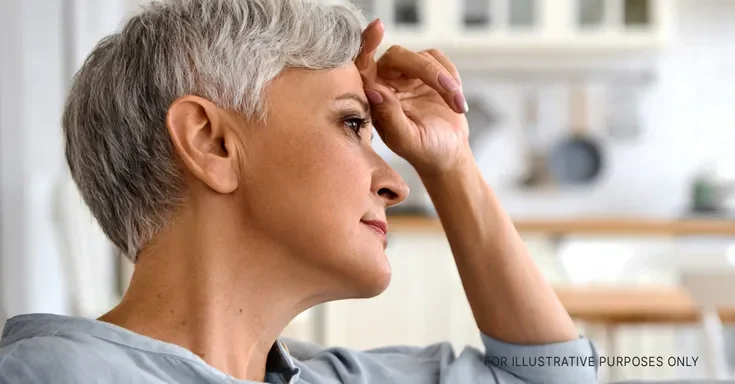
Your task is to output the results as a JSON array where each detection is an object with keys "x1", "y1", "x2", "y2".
[
  {"x1": 388, "y1": 216, "x2": 735, "y2": 237},
  {"x1": 554, "y1": 285, "x2": 735, "y2": 324},
  {"x1": 386, "y1": 216, "x2": 735, "y2": 324}
]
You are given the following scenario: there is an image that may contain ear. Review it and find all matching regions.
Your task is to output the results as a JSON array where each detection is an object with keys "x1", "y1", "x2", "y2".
[{"x1": 166, "y1": 96, "x2": 239, "y2": 194}]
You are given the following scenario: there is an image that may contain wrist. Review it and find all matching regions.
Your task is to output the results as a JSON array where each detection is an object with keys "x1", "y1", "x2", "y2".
[
  {"x1": 416, "y1": 152, "x2": 483, "y2": 204},
  {"x1": 415, "y1": 148, "x2": 476, "y2": 185},
  {"x1": 417, "y1": 149, "x2": 493, "y2": 235}
]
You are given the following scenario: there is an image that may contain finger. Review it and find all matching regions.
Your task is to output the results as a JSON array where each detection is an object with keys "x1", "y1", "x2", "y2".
[
  {"x1": 363, "y1": 84, "x2": 412, "y2": 146},
  {"x1": 418, "y1": 51, "x2": 467, "y2": 113},
  {"x1": 419, "y1": 52, "x2": 458, "y2": 92},
  {"x1": 355, "y1": 19, "x2": 384, "y2": 70},
  {"x1": 377, "y1": 45, "x2": 467, "y2": 114},
  {"x1": 376, "y1": 46, "x2": 415, "y2": 81},
  {"x1": 421, "y1": 49, "x2": 461, "y2": 88}
]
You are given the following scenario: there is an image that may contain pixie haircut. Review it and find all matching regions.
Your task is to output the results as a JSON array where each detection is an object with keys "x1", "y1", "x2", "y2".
[{"x1": 62, "y1": 0, "x2": 366, "y2": 262}]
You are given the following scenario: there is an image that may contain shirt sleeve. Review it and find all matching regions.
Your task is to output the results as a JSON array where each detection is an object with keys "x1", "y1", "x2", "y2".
[
  {"x1": 482, "y1": 332, "x2": 600, "y2": 384},
  {"x1": 284, "y1": 332, "x2": 599, "y2": 384}
]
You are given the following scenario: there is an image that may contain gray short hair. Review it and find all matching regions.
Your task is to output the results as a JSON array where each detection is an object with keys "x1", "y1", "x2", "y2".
[{"x1": 63, "y1": 0, "x2": 366, "y2": 262}]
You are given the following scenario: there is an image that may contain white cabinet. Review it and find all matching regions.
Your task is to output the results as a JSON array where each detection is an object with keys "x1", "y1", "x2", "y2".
[{"x1": 353, "y1": 0, "x2": 675, "y2": 56}]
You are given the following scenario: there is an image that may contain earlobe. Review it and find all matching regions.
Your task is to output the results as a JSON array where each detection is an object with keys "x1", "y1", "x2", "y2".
[{"x1": 166, "y1": 96, "x2": 239, "y2": 194}]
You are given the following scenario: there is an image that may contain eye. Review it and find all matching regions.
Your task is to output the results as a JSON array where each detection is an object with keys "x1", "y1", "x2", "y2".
[{"x1": 344, "y1": 117, "x2": 370, "y2": 137}]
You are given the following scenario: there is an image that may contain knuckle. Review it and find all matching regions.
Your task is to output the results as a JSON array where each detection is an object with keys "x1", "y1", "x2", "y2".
[
  {"x1": 425, "y1": 48, "x2": 441, "y2": 57},
  {"x1": 420, "y1": 58, "x2": 436, "y2": 72},
  {"x1": 386, "y1": 45, "x2": 403, "y2": 55}
]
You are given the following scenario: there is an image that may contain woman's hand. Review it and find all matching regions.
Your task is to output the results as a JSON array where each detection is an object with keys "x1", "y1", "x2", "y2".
[{"x1": 355, "y1": 19, "x2": 471, "y2": 175}]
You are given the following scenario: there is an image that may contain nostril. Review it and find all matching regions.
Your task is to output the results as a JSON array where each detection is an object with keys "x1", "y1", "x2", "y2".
[{"x1": 378, "y1": 188, "x2": 398, "y2": 201}]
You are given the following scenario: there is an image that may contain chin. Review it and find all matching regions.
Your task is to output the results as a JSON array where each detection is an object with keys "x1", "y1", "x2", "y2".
[
  {"x1": 338, "y1": 248, "x2": 393, "y2": 299},
  {"x1": 353, "y1": 266, "x2": 392, "y2": 298}
]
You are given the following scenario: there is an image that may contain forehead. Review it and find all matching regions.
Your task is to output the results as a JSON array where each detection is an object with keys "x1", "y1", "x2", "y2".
[{"x1": 266, "y1": 63, "x2": 364, "y2": 106}]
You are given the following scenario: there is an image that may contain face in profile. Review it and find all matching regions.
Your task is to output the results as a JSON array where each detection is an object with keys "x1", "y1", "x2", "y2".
[{"x1": 230, "y1": 63, "x2": 409, "y2": 299}]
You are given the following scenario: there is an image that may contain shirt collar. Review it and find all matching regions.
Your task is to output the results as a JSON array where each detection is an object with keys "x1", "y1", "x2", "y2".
[{"x1": 265, "y1": 340, "x2": 301, "y2": 383}]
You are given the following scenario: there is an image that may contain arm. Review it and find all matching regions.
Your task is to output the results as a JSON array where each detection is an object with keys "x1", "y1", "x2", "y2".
[
  {"x1": 356, "y1": 20, "x2": 598, "y2": 383},
  {"x1": 418, "y1": 152, "x2": 578, "y2": 344},
  {"x1": 356, "y1": 22, "x2": 576, "y2": 344}
]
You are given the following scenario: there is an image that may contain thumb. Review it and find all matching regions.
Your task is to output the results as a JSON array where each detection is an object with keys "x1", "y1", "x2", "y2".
[{"x1": 363, "y1": 84, "x2": 411, "y2": 144}]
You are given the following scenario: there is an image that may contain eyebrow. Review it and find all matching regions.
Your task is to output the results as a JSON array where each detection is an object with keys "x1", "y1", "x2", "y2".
[{"x1": 335, "y1": 93, "x2": 370, "y2": 115}]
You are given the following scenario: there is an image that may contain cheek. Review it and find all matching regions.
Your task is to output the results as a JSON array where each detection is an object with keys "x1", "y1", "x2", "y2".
[
  {"x1": 301, "y1": 140, "x2": 371, "y2": 213},
  {"x1": 248, "y1": 129, "x2": 372, "y2": 222}
]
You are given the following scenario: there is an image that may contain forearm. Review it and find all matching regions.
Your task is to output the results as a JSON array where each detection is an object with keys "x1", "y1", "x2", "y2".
[{"x1": 418, "y1": 152, "x2": 578, "y2": 344}]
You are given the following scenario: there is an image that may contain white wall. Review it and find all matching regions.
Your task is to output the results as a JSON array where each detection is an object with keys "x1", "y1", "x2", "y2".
[
  {"x1": 486, "y1": 0, "x2": 735, "y2": 218},
  {"x1": 0, "y1": 0, "x2": 128, "y2": 318},
  {"x1": 658, "y1": 0, "x2": 735, "y2": 181},
  {"x1": 1, "y1": 0, "x2": 70, "y2": 317}
]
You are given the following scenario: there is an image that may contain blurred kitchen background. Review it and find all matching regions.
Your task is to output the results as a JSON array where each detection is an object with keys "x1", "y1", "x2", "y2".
[{"x1": 3, "y1": 0, "x2": 735, "y2": 382}]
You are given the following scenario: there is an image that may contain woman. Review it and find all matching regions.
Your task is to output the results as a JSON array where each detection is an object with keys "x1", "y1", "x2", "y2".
[{"x1": 0, "y1": 0, "x2": 598, "y2": 383}]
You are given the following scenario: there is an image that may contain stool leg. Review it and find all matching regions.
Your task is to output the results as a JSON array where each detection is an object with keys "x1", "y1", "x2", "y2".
[
  {"x1": 701, "y1": 307, "x2": 730, "y2": 379},
  {"x1": 606, "y1": 324, "x2": 618, "y2": 382}
]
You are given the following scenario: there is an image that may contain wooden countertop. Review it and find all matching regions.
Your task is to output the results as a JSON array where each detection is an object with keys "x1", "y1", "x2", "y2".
[
  {"x1": 388, "y1": 216, "x2": 735, "y2": 236},
  {"x1": 554, "y1": 285, "x2": 735, "y2": 324}
]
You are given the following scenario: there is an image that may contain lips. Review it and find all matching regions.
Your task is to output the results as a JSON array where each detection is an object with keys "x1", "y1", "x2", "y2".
[{"x1": 361, "y1": 220, "x2": 387, "y2": 236}]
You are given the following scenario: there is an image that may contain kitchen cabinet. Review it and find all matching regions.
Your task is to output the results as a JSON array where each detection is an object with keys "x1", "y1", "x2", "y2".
[{"x1": 352, "y1": 0, "x2": 674, "y2": 56}]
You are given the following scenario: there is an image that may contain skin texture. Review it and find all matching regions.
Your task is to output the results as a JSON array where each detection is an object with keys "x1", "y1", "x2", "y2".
[{"x1": 99, "y1": 19, "x2": 578, "y2": 382}]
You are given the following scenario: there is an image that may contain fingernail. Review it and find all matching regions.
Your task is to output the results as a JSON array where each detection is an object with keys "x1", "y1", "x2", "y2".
[
  {"x1": 365, "y1": 89, "x2": 384, "y2": 104},
  {"x1": 455, "y1": 93, "x2": 469, "y2": 113},
  {"x1": 367, "y1": 18, "x2": 379, "y2": 29},
  {"x1": 438, "y1": 72, "x2": 459, "y2": 92}
]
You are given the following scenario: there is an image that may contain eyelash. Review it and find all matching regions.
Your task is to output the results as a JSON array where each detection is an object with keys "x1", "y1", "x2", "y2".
[{"x1": 343, "y1": 116, "x2": 371, "y2": 138}]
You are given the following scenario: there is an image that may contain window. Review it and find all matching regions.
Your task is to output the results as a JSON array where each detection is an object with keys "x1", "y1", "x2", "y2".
[
  {"x1": 509, "y1": 0, "x2": 537, "y2": 27},
  {"x1": 394, "y1": 0, "x2": 421, "y2": 26},
  {"x1": 463, "y1": 0, "x2": 492, "y2": 28},
  {"x1": 623, "y1": 0, "x2": 651, "y2": 26},
  {"x1": 578, "y1": 0, "x2": 605, "y2": 27}
]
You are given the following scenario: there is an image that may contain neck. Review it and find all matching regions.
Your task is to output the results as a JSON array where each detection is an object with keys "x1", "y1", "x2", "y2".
[{"x1": 98, "y1": 204, "x2": 324, "y2": 381}]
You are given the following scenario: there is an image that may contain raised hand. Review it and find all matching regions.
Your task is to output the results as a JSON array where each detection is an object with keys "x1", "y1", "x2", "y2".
[{"x1": 356, "y1": 19, "x2": 471, "y2": 175}]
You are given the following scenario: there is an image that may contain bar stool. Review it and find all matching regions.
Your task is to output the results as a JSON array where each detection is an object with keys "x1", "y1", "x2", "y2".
[{"x1": 681, "y1": 271, "x2": 735, "y2": 379}]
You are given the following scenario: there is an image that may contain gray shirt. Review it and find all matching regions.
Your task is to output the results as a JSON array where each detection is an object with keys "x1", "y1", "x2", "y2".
[{"x1": 0, "y1": 313, "x2": 598, "y2": 383}]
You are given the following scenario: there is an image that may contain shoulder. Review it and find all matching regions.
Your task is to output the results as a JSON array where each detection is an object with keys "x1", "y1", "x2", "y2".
[{"x1": 0, "y1": 333, "x2": 140, "y2": 383}]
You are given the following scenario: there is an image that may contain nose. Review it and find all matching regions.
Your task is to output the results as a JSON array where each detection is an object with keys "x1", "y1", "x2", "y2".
[{"x1": 371, "y1": 155, "x2": 409, "y2": 208}]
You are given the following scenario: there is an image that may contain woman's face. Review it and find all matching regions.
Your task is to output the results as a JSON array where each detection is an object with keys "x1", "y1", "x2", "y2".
[{"x1": 234, "y1": 63, "x2": 409, "y2": 299}]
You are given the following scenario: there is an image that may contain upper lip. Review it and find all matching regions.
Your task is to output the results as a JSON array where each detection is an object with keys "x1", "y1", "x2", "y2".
[{"x1": 361, "y1": 219, "x2": 388, "y2": 235}]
